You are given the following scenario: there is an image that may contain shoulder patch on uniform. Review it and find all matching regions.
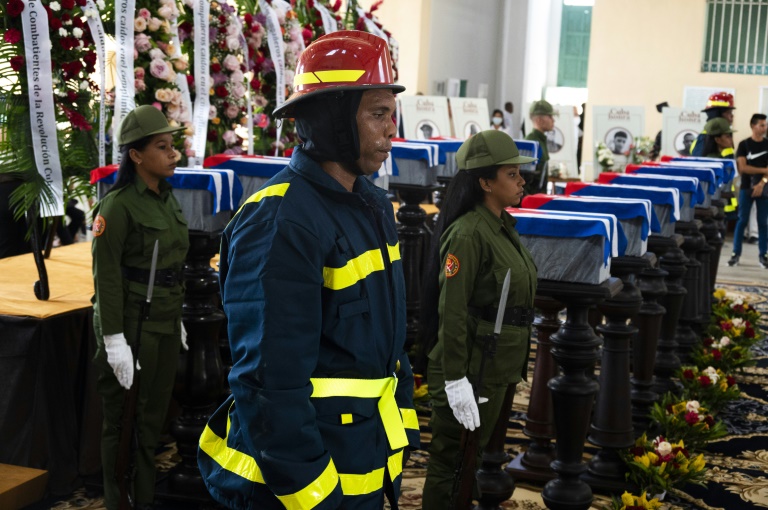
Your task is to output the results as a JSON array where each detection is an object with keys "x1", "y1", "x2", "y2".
[
  {"x1": 444, "y1": 253, "x2": 460, "y2": 278},
  {"x1": 92, "y1": 215, "x2": 106, "y2": 237}
]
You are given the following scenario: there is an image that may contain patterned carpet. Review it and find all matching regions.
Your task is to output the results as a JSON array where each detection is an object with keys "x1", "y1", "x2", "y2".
[{"x1": 35, "y1": 281, "x2": 767, "y2": 510}]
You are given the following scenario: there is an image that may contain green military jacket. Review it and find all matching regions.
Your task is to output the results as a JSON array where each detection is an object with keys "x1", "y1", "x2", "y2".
[
  {"x1": 92, "y1": 177, "x2": 189, "y2": 336},
  {"x1": 429, "y1": 204, "x2": 538, "y2": 385},
  {"x1": 525, "y1": 128, "x2": 550, "y2": 178}
]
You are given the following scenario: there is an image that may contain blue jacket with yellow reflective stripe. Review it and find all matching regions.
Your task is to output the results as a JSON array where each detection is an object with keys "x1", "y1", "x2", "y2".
[{"x1": 198, "y1": 148, "x2": 420, "y2": 510}]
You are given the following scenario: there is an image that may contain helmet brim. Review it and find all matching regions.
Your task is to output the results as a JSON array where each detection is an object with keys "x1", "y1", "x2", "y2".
[{"x1": 273, "y1": 83, "x2": 406, "y2": 119}]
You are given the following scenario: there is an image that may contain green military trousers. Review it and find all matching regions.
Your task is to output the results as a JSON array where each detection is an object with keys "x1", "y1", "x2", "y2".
[
  {"x1": 422, "y1": 362, "x2": 514, "y2": 510},
  {"x1": 95, "y1": 322, "x2": 181, "y2": 510}
]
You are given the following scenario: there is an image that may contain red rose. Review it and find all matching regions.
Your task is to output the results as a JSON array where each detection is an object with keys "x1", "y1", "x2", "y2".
[
  {"x1": 745, "y1": 326, "x2": 755, "y2": 338},
  {"x1": 665, "y1": 403, "x2": 673, "y2": 413},
  {"x1": 250, "y1": 78, "x2": 261, "y2": 90},
  {"x1": 211, "y1": 63, "x2": 222, "y2": 73},
  {"x1": 76, "y1": 0, "x2": 87, "y2": 6},
  {"x1": 302, "y1": 28, "x2": 313, "y2": 41},
  {"x1": 207, "y1": 130, "x2": 218, "y2": 142},
  {"x1": 9, "y1": 55, "x2": 24, "y2": 71},
  {"x1": 630, "y1": 446, "x2": 645, "y2": 456},
  {"x1": 7, "y1": 0, "x2": 24, "y2": 17},
  {"x1": 67, "y1": 91, "x2": 79, "y2": 102},
  {"x1": 313, "y1": 17, "x2": 323, "y2": 27},
  {"x1": 355, "y1": 18, "x2": 366, "y2": 30},
  {"x1": 703, "y1": 337, "x2": 714, "y2": 347},
  {"x1": 186, "y1": 75, "x2": 194, "y2": 87},
  {"x1": 721, "y1": 321, "x2": 732, "y2": 331},
  {"x1": 704, "y1": 415, "x2": 715, "y2": 426},
  {"x1": 219, "y1": 15, "x2": 227, "y2": 24},
  {"x1": 712, "y1": 349, "x2": 722, "y2": 361},
  {"x1": 699, "y1": 375, "x2": 712, "y2": 387},
  {"x1": 50, "y1": 17, "x2": 63, "y2": 30},
  {"x1": 726, "y1": 375, "x2": 736, "y2": 386},
  {"x1": 332, "y1": 0, "x2": 341, "y2": 11},
  {"x1": 216, "y1": 86, "x2": 228, "y2": 98},
  {"x1": 244, "y1": 13, "x2": 253, "y2": 25},
  {"x1": 684, "y1": 411, "x2": 699, "y2": 425},
  {"x1": 61, "y1": 0, "x2": 75, "y2": 9},
  {"x1": 3, "y1": 28, "x2": 22, "y2": 45},
  {"x1": 307, "y1": 0, "x2": 314, "y2": 7},
  {"x1": 683, "y1": 369, "x2": 695, "y2": 379},
  {"x1": 61, "y1": 13, "x2": 71, "y2": 22}
]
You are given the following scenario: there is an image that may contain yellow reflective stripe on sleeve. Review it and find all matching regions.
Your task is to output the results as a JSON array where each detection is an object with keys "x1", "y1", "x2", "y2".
[
  {"x1": 323, "y1": 243, "x2": 400, "y2": 290},
  {"x1": 199, "y1": 424, "x2": 265, "y2": 483},
  {"x1": 400, "y1": 408, "x2": 419, "y2": 430},
  {"x1": 387, "y1": 242, "x2": 401, "y2": 262},
  {"x1": 294, "y1": 72, "x2": 321, "y2": 86},
  {"x1": 314, "y1": 70, "x2": 366, "y2": 83},
  {"x1": 275, "y1": 459, "x2": 339, "y2": 510},
  {"x1": 387, "y1": 450, "x2": 403, "y2": 481},
  {"x1": 236, "y1": 183, "x2": 291, "y2": 215},
  {"x1": 721, "y1": 147, "x2": 735, "y2": 157},
  {"x1": 310, "y1": 377, "x2": 409, "y2": 450}
]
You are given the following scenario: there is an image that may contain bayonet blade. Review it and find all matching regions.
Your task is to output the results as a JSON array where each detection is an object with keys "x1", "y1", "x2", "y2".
[
  {"x1": 146, "y1": 240, "x2": 159, "y2": 304},
  {"x1": 494, "y1": 269, "x2": 512, "y2": 335}
]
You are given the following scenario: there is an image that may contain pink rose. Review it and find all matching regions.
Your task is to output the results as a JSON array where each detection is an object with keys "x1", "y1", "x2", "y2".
[
  {"x1": 152, "y1": 102, "x2": 163, "y2": 110},
  {"x1": 222, "y1": 130, "x2": 238, "y2": 146},
  {"x1": 231, "y1": 83, "x2": 246, "y2": 99},
  {"x1": 134, "y1": 67, "x2": 145, "y2": 79},
  {"x1": 223, "y1": 54, "x2": 240, "y2": 71},
  {"x1": 209, "y1": 105, "x2": 217, "y2": 120},
  {"x1": 230, "y1": 69, "x2": 244, "y2": 84},
  {"x1": 134, "y1": 33, "x2": 152, "y2": 53},
  {"x1": 147, "y1": 17, "x2": 162, "y2": 32},
  {"x1": 135, "y1": 78, "x2": 146, "y2": 92},
  {"x1": 225, "y1": 104, "x2": 240, "y2": 119},
  {"x1": 138, "y1": 8, "x2": 151, "y2": 19},
  {"x1": 149, "y1": 58, "x2": 170, "y2": 80}
]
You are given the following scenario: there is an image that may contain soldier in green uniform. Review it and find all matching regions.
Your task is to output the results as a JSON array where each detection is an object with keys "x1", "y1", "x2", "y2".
[
  {"x1": 91, "y1": 105, "x2": 190, "y2": 510},
  {"x1": 420, "y1": 130, "x2": 538, "y2": 509},
  {"x1": 524, "y1": 99, "x2": 555, "y2": 195}
]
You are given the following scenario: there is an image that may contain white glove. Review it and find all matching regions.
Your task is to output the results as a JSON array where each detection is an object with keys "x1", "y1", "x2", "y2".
[
  {"x1": 445, "y1": 377, "x2": 481, "y2": 431},
  {"x1": 104, "y1": 333, "x2": 134, "y2": 390},
  {"x1": 181, "y1": 322, "x2": 189, "y2": 351}
]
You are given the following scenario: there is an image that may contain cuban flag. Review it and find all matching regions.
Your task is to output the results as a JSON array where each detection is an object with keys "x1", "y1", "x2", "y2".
[{"x1": 565, "y1": 182, "x2": 681, "y2": 223}]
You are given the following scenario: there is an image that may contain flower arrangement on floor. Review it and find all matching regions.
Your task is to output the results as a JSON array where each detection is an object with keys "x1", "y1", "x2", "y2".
[
  {"x1": 133, "y1": 0, "x2": 191, "y2": 162},
  {"x1": 624, "y1": 433, "x2": 707, "y2": 495},
  {"x1": 179, "y1": 0, "x2": 247, "y2": 157},
  {"x1": 608, "y1": 491, "x2": 662, "y2": 510},
  {"x1": 692, "y1": 335, "x2": 753, "y2": 373},
  {"x1": 678, "y1": 366, "x2": 740, "y2": 414},
  {"x1": 712, "y1": 288, "x2": 762, "y2": 327},
  {"x1": 649, "y1": 393, "x2": 727, "y2": 452},
  {"x1": 596, "y1": 142, "x2": 615, "y2": 171},
  {"x1": 1, "y1": 0, "x2": 101, "y2": 218}
]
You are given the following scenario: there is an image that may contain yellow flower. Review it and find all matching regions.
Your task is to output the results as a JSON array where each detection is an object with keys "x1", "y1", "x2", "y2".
[
  {"x1": 713, "y1": 288, "x2": 726, "y2": 300},
  {"x1": 635, "y1": 454, "x2": 651, "y2": 468},
  {"x1": 647, "y1": 451, "x2": 659, "y2": 465},
  {"x1": 672, "y1": 402, "x2": 687, "y2": 414},
  {"x1": 658, "y1": 461, "x2": 667, "y2": 475},
  {"x1": 209, "y1": 88, "x2": 215, "y2": 96},
  {"x1": 212, "y1": 117, "x2": 221, "y2": 125},
  {"x1": 691, "y1": 453, "x2": 706, "y2": 471},
  {"x1": 620, "y1": 492, "x2": 635, "y2": 506}
]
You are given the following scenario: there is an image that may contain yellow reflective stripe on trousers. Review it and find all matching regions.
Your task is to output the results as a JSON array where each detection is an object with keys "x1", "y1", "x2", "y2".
[
  {"x1": 310, "y1": 377, "x2": 409, "y2": 450},
  {"x1": 323, "y1": 243, "x2": 399, "y2": 290},
  {"x1": 276, "y1": 459, "x2": 339, "y2": 510},
  {"x1": 399, "y1": 408, "x2": 419, "y2": 430},
  {"x1": 236, "y1": 182, "x2": 291, "y2": 215},
  {"x1": 199, "y1": 412, "x2": 265, "y2": 483}
]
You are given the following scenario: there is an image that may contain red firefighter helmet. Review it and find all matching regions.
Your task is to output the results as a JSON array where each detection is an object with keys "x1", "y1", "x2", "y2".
[
  {"x1": 272, "y1": 30, "x2": 404, "y2": 119},
  {"x1": 702, "y1": 92, "x2": 736, "y2": 112}
]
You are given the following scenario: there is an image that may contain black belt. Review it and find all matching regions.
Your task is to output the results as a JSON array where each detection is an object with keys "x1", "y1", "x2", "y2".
[
  {"x1": 468, "y1": 305, "x2": 534, "y2": 327},
  {"x1": 122, "y1": 267, "x2": 184, "y2": 288}
]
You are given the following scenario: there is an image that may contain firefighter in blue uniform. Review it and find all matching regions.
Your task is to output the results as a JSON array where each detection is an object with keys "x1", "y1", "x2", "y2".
[{"x1": 197, "y1": 31, "x2": 420, "y2": 509}]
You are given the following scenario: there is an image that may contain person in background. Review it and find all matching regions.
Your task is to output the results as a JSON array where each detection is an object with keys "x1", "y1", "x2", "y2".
[
  {"x1": 91, "y1": 105, "x2": 189, "y2": 510},
  {"x1": 729, "y1": 113, "x2": 768, "y2": 268},
  {"x1": 690, "y1": 92, "x2": 736, "y2": 156},
  {"x1": 503, "y1": 101, "x2": 516, "y2": 138},
  {"x1": 420, "y1": 130, "x2": 537, "y2": 509},
  {"x1": 197, "y1": 31, "x2": 419, "y2": 509},
  {"x1": 650, "y1": 101, "x2": 669, "y2": 161},
  {"x1": 524, "y1": 99, "x2": 555, "y2": 194},
  {"x1": 491, "y1": 109, "x2": 506, "y2": 132},
  {"x1": 701, "y1": 117, "x2": 735, "y2": 160}
]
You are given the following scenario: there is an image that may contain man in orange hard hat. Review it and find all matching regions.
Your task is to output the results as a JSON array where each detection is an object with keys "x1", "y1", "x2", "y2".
[{"x1": 198, "y1": 31, "x2": 419, "y2": 509}]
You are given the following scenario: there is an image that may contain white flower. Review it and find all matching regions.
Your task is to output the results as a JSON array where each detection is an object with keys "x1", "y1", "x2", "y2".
[
  {"x1": 59, "y1": 28, "x2": 68, "y2": 37},
  {"x1": 72, "y1": 27, "x2": 84, "y2": 39},
  {"x1": 656, "y1": 441, "x2": 672, "y2": 456},
  {"x1": 134, "y1": 17, "x2": 147, "y2": 32},
  {"x1": 229, "y1": 69, "x2": 244, "y2": 85},
  {"x1": 732, "y1": 297, "x2": 744, "y2": 306},
  {"x1": 85, "y1": 9, "x2": 98, "y2": 18},
  {"x1": 709, "y1": 373, "x2": 719, "y2": 384},
  {"x1": 719, "y1": 337, "x2": 731, "y2": 347},
  {"x1": 223, "y1": 54, "x2": 240, "y2": 72},
  {"x1": 732, "y1": 318, "x2": 744, "y2": 328},
  {"x1": 208, "y1": 105, "x2": 217, "y2": 120},
  {"x1": 226, "y1": 36, "x2": 241, "y2": 51},
  {"x1": 96, "y1": 0, "x2": 105, "y2": 10},
  {"x1": 149, "y1": 48, "x2": 165, "y2": 60},
  {"x1": 686, "y1": 400, "x2": 700, "y2": 413},
  {"x1": 50, "y1": 1, "x2": 61, "y2": 11},
  {"x1": 704, "y1": 366, "x2": 717, "y2": 376},
  {"x1": 147, "y1": 17, "x2": 163, "y2": 32},
  {"x1": 80, "y1": 80, "x2": 89, "y2": 91}
]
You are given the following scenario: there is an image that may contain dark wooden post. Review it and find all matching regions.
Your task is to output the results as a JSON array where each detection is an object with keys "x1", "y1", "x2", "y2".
[
  {"x1": 538, "y1": 278, "x2": 623, "y2": 510},
  {"x1": 506, "y1": 296, "x2": 564, "y2": 482},
  {"x1": 675, "y1": 221, "x2": 706, "y2": 363},
  {"x1": 475, "y1": 384, "x2": 518, "y2": 509}
]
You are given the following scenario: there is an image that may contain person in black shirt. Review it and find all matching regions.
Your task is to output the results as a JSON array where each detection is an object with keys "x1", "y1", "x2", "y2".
[{"x1": 729, "y1": 113, "x2": 768, "y2": 268}]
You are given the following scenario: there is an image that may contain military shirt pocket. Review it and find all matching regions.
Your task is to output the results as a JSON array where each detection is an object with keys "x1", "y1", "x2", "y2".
[
  {"x1": 138, "y1": 219, "x2": 170, "y2": 257},
  {"x1": 338, "y1": 297, "x2": 370, "y2": 319},
  {"x1": 467, "y1": 319, "x2": 529, "y2": 385}
]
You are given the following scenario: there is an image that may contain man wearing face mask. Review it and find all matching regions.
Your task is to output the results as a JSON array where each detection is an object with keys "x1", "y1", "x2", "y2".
[{"x1": 197, "y1": 31, "x2": 420, "y2": 510}]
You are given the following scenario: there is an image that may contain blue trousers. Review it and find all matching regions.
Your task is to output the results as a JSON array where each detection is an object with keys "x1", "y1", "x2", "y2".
[{"x1": 733, "y1": 188, "x2": 768, "y2": 257}]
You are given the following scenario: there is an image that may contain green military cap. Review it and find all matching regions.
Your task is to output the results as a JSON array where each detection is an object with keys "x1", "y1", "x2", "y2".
[
  {"x1": 529, "y1": 99, "x2": 554, "y2": 116},
  {"x1": 704, "y1": 117, "x2": 736, "y2": 136},
  {"x1": 117, "y1": 105, "x2": 186, "y2": 146},
  {"x1": 456, "y1": 130, "x2": 536, "y2": 170}
]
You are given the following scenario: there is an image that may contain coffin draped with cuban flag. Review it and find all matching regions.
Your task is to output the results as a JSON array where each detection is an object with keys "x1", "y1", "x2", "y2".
[
  {"x1": 507, "y1": 207, "x2": 620, "y2": 284},
  {"x1": 626, "y1": 163, "x2": 718, "y2": 207},
  {"x1": 661, "y1": 155, "x2": 736, "y2": 184},
  {"x1": 522, "y1": 193, "x2": 657, "y2": 256},
  {"x1": 90, "y1": 164, "x2": 243, "y2": 232},
  {"x1": 204, "y1": 154, "x2": 290, "y2": 207},
  {"x1": 598, "y1": 172, "x2": 701, "y2": 222},
  {"x1": 564, "y1": 181, "x2": 681, "y2": 237}
]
